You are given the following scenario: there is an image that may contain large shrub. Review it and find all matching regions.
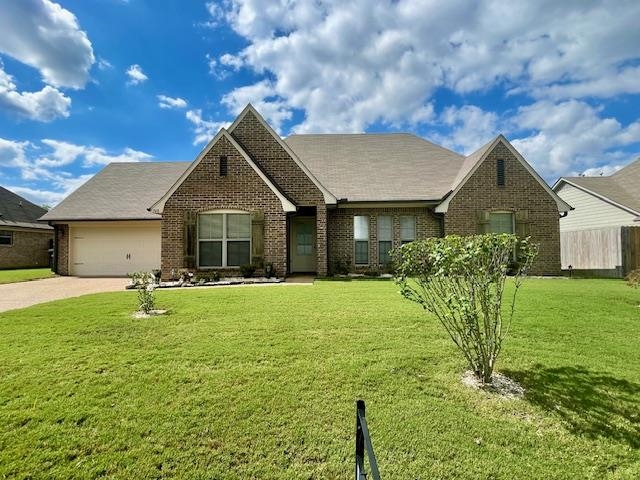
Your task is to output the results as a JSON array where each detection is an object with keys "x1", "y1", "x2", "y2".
[{"x1": 393, "y1": 234, "x2": 538, "y2": 384}]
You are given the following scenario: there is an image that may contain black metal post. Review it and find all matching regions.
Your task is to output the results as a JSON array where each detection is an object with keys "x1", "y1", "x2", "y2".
[{"x1": 356, "y1": 400, "x2": 365, "y2": 479}]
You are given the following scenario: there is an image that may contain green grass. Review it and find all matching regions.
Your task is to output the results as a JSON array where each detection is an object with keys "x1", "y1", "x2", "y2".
[
  {"x1": 0, "y1": 279, "x2": 638, "y2": 479},
  {"x1": 0, "y1": 268, "x2": 54, "y2": 284}
]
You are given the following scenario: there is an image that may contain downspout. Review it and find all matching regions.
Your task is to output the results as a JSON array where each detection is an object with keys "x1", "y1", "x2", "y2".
[{"x1": 428, "y1": 208, "x2": 445, "y2": 237}]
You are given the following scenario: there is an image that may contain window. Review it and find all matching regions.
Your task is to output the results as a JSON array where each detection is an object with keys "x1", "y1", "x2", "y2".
[
  {"x1": 198, "y1": 213, "x2": 250, "y2": 267},
  {"x1": 400, "y1": 216, "x2": 416, "y2": 244},
  {"x1": 219, "y1": 156, "x2": 228, "y2": 176},
  {"x1": 489, "y1": 212, "x2": 514, "y2": 234},
  {"x1": 354, "y1": 216, "x2": 369, "y2": 265},
  {"x1": 497, "y1": 159, "x2": 505, "y2": 186},
  {"x1": 0, "y1": 230, "x2": 12, "y2": 246},
  {"x1": 378, "y1": 216, "x2": 393, "y2": 265}
]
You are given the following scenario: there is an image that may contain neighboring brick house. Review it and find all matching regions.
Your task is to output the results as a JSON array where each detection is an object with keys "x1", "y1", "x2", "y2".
[
  {"x1": 42, "y1": 104, "x2": 570, "y2": 278},
  {"x1": 0, "y1": 186, "x2": 53, "y2": 269}
]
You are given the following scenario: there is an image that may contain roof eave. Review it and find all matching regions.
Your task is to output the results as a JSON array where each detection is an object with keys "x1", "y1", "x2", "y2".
[{"x1": 555, "y1": 178, "x2": 640, "y2": 217}]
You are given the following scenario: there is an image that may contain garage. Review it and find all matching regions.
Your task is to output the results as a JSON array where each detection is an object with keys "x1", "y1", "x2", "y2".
[{"x1": 69, "y1": 221, "x2": 161, "y2": 277}]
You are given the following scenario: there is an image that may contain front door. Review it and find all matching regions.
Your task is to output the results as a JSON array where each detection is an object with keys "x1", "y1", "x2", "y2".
[{"x1": 290, "y1": 216, "x2": 317, "y2": 273}]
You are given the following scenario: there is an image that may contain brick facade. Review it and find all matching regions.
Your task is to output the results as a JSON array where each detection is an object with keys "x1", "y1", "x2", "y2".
[
  {"x1": 162, "y1": 135, "x2": 288, "y2": 280},
  {"x1": 444, "y1": 142, "x2": 561, "y2": 275},
  {"x1": 0, "y1": 228, "x2": 53, "y2": 269},
  {"x1": 327, "y1": 206, "x2": 441, "y2": 272},
  {"x1": 53, "y1": 224, "x2": 69, "y2": 275},
  {"x1": 229, "y1": 110, "x2": 328, "y2": 275}
]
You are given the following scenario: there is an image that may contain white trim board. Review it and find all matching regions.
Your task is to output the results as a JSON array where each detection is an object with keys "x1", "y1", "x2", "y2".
[
  {"x1": 148, "y1": 129, "x2": 296, "y2": 214},
  {"x1": 435, "y1": 135, "x2": 572, "y2": 214},
  {"x1": 228, "y1": 104, "x2": 337, "y2": 205}
]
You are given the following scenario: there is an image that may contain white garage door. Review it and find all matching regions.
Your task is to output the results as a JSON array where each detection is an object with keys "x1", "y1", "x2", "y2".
[{"x1": 70, "y1": 223, "x2": 161, "y2": 277}]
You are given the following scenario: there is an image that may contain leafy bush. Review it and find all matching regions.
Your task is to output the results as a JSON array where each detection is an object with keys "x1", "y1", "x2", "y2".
[
  {"x1": 330, "y1": 258, "x2": 350, "y2": 276},
  {"x1": 393, "y1": 234, "x2": 538, "y2": 384},
  {"x1": 128, "y1": 271, "x2": 157, "y2": 314},
  {"x1": 264, "y1": 262, "x2": 276, "y2": 278},
  {"x1": 240, "y1": 264, "x2": 256, "y2": 278}
]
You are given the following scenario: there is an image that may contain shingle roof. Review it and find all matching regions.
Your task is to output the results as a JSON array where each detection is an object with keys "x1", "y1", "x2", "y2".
[
  {"x1": 0, "y1": 186, "x2": 52, "y2": 230},
  {"x1": 40, "y1": 162, "x2": 189, "y2": 221},
  {"x1": 284, "y1": 133, "x2": 465, "y2": 202},
  {"x1": 558, "y1": 158, "x2": 640, "y2": 214}
]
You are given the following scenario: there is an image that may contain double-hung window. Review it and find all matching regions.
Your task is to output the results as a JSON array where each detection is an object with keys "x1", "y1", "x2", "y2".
[
  {"x1": 198, "y1": 212, "x2": 251, "y2": 267},
  {"x1": 378, "y1": 216, "x2": 393, "y2": 265},
  {"x1": 354, "y1": 216, "x2": 369, "y2": 265},
  {"x1": 400, "y1": 216, "x2": 416, "y2": 244},
  {"x1": 0, "y1": 230, "x2": 12, "y2": 246},
  {"x1": 489, "y1": 212, "x2": 514, "y2": 234}
]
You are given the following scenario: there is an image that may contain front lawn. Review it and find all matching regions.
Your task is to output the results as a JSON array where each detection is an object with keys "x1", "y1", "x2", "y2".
[
  {"x1": 0, "y1": 267, "x2": 54, "y2": 284},
  {"x1": 0, "y1": 279, "x2": 638, "y2": 479}
]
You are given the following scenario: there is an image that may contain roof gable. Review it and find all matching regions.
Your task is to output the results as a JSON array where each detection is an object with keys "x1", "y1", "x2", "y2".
[
  {"x1": 552, "y1": 157, "x2": 640, "y2": 216},
  {"x1": 148, "y1": 128, "x2": 296, "y2": 214},
  {"x1": 436, "y1": 135, "x2": 572, "y2": 213},
  {"x1": 553, "y1": 177, "x2": 640, "y2": 216},
  {"x1": 228, "y1": 105, "x2": 337, "y2": 205}
]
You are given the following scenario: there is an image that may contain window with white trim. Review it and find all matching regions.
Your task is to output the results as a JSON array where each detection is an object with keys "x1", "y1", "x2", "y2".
[
  {"x1": 354, "y1": 216, "x2": 369, "y2": 265},
  {"x1": 378, "y1": 216, "x2": 393, "y2": 265},
  {"x1": 489, "y1": 212, "x2": 514, "y2": 234},
  {"x1": 400, "y1": 216, "x2": 416, "y2": 244},
  {"x1": 0, "y1": 230, "x2": 12, "y2": 246},
  {"x1": 198, "y1": 213, "x2": 251, "y2": 267}
]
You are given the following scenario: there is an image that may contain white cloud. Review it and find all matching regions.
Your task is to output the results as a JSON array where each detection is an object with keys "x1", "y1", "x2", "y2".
[
  {"x1": 219, "y1": 53, "x2": 244, "y2": 70},
  {"x1": 0, "y1": 62, "x2": 71, "y2": 121},
  {"x1": 221, "y1": 80, "x2": 291, "y2": 133},
  {"x1": 0, "y1": 136, "x2": 153, "y2": 205},
  {"x1": 185, "y1": 109, "x2": 228, "y2": 145},
  {"x1": 82, "y1": 146, "x2": 153, "y2": 166},
  {"x1": 0, "y1": 0, "x2": 94, "y2": 89},
  {"x1": 434, "y1": 105, "x2": 499, "y2": 154},
  {"x1": 210, "y1": 0, "x2": 640, "y2": 134},
  {"x1": 37, "y1": 139, "x2": 86, "y2": 167},
  {"x1": 580, "y1": 165, "x2": 625, "y2": 177},
  {"x1": 126, "y1": 64, "x2": 148, "y2": 85},
  {"x1": 157, "y1": 95, "x2": 187, "y2": 109},
  {"x1": 97, "y1": 57, "x2": 113, "y2": 70},
  {"x1": 7, "y1": 174, "x2": 93, "y2": 206},
  {"x1": 511, "y1": 100, "x2": 640, "y2": 180}
]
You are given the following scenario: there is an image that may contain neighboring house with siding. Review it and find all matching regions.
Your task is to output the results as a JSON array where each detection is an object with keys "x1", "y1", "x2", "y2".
[
  {"x1": 0, "y1": 186, "x2": 53, "y2": 269},
  {"x1": 553, "y1": 159, "x2": 640, "y2": 276},
  {"x1": 41, "y1": 104, "x2": 570, "y2": 278}
]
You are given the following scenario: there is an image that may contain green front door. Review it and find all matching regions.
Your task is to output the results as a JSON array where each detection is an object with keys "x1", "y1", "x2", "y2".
[{"x1": 290, "y1": 216, "x2": 316, "y2": 273}]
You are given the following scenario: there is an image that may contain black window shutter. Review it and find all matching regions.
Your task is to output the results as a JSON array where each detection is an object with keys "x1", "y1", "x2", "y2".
[
  {"x1": 220, "y1": 156, "x2": 228, "y2": 176},
  {"x1": 184, "y1": 211, "x2": 196, "y2": 268},
  {"x1": 497, "y1": 159, "x2": 505, "y2": 186}
]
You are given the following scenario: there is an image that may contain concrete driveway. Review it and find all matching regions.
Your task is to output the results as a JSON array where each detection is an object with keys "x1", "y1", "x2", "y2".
[{"x1": 0, "y1": 277, "x2": 130, "y2": 313}]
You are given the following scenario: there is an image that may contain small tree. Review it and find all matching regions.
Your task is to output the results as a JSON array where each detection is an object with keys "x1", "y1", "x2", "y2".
[
  {"x1": 129, "y1": 271, "x2": 157, "y2": 314},
  {"x1": 393, "y1": 234, "x2": 538, "y2": 384},
  {"x1": 627, "y1": 269, "x2": 640, "y2": 305}
]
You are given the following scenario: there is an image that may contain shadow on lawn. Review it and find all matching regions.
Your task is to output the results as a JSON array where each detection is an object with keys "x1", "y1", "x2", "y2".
[{"x1": 504, "y1": 364, "x2": 640, "y2": 448}]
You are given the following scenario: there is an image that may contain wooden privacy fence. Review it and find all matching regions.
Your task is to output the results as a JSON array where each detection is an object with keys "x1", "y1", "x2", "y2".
[{"x1": 560, "y1": 226, "x2": 640, "y2": 277}]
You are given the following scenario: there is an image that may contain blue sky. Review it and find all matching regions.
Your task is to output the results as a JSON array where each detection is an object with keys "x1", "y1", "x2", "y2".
[{"x1": 1, "y1": 0, "x2": 639, "y2": 206}]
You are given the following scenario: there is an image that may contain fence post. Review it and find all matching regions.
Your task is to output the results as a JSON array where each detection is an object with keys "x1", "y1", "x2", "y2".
[{"x1": 355, "y1": 400, "x2": 365, "y2": 480}]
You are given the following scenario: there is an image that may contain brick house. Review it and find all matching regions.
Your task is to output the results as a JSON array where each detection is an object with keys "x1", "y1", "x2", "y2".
[
  {"x1": 0, "y1": 186, "x2": 53, "y2": 270},
  {"x1": 42, "y1": 104, "x2": 570, "y2": 278}
]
